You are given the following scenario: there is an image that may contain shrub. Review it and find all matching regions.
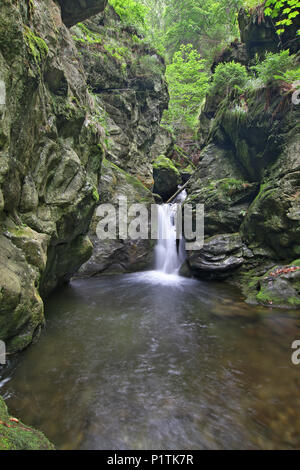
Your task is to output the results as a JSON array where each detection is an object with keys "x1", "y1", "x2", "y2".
[{"x1": 211, "y1": 61, "x2": 249, "y2": 95}]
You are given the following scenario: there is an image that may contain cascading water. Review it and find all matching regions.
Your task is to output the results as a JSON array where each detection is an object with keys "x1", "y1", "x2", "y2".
[{"x1": 154, "y1": 190, "x2": 187, "y2": 275}]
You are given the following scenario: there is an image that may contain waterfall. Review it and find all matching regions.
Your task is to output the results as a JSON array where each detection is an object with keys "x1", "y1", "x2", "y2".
[{"x1": 154, "y1": 190, "x2": 187, "y2": 275}]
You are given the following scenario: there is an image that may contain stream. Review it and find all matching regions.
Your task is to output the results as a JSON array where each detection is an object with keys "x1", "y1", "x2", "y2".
[{"x1": 1, "y1": 203, "x2": 300, "y2": 450}]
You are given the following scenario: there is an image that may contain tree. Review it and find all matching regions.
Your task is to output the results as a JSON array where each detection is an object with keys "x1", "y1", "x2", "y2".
[
  {"x1": 264, "y1": 0, "x2": 300, "y2": 35},
  {"x1": 162, "y1": 44, "x2": 209, "y2": 134}
]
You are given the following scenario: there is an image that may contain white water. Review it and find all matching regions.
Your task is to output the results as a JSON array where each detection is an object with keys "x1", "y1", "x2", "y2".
[{"x1": 154, "y1": 190, "x2": 187, "y2": 275}]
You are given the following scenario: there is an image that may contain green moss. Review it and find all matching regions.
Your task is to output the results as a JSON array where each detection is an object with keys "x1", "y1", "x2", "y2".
[
  {"x1": 92, "y1": 187, "x2": 100, "y2": 202},
  {"x1": 102, "y1": 159, "x2": 152, "y2": 195},
  {"x1": 0, "y1": 396, "x2": 54, "y2": 450},
  {"x1": 153, "y1": 155, "x2": 180, "y2": 175},
  {"x1": 73, "y1": 23, "x2": 102, "y2": 45},
  {"x1": 288, "y1": 297, "x2": 300, "y2": 306},
  {"x1": 256, "y1": 288, "x2": 282, "y2": 305},
  {"x1": 291, "y1": 259, "x2": 300, "y2": 267}
]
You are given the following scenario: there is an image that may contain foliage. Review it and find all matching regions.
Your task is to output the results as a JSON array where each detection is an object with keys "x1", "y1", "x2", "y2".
[
  {"x1": 162, "y1": 44, "x2": 209, "y2": 134},
  {"x1": 132, "y1": 55, "x2": 163, "y2": 75},
  {"x1": 251, "y1": 49, "x2": 296, "y2": 84},
  {"x1": 264, "y1": 0, "x2": 300, "y2": 36},
  {"x1": 211, "y1": 61, "x2": 249, "y2": 94}
]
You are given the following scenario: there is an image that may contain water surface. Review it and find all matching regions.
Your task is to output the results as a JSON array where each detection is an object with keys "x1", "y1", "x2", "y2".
[{"x1": 1, "y1": 272, "x2": 300, "y2": 450}]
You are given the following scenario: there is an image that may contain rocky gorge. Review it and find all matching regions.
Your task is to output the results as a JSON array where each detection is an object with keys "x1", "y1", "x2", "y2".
[
  {"x1": 0, "y1": 0, "x2": 299, "y2": 451},
  {"x1": 184, "y1": 10, "x2": 300, "y2": 308}
]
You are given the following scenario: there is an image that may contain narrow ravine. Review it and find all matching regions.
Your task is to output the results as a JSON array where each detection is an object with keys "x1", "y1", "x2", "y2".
[{"x1": 0, "y1": 0, "x2": 299, "y2": 452}]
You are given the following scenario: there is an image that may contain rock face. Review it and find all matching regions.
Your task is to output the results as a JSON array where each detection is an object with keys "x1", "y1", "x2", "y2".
[
  {"x1": 73, "y1": 8, "x2": 169, "y2": 276},
  {"x1": 58, "y1": 0, "x2": 108, "y2": 28},
  {"x1": 186, "y1": 11, "x2": 300, "y2": 307},
  {"x1": 188, "y1": 233, "x2": 245, "y2": 280},
  {"x1": 0, "y1": 396, "x2": 54, "y2": 450}
]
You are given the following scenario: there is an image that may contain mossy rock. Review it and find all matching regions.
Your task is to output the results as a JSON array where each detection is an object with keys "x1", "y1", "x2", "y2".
[{"x1": 0, "y1": 396, "x2": 54, "y2": 450}]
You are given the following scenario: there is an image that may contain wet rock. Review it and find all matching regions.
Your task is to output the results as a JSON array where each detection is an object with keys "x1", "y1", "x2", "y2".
[
  {"x1": 58, "y1": 0, "x2": 108, "y2": 28},
  {"x1": 244, "y1": 261, "x2": 300, "y2": 308},
  {"x1": 0, "y1": 396, "x2": 54, "y2": 450},
  {"x1": 211, "y1": 39, "x2": 248, "y2": 73}
]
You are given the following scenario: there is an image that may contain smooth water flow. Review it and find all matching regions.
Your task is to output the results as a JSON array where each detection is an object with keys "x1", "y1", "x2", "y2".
[{"x1": 155, "y1": 191, "x2": 187, "y2": 275}]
